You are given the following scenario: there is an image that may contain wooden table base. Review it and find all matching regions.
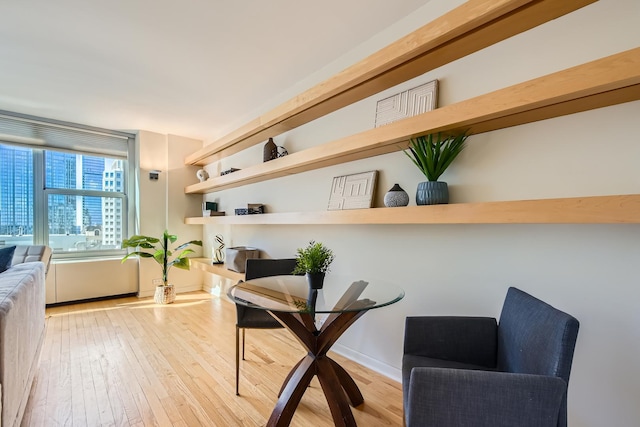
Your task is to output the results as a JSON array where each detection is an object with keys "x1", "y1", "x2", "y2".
[{"x1": 266, "y1": 309, "x2": 368, "y2": 427}]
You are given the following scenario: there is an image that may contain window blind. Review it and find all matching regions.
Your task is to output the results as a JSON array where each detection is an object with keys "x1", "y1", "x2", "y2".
[{"x1": 0, "y1": 110, "x2": 134, "y2": 158}]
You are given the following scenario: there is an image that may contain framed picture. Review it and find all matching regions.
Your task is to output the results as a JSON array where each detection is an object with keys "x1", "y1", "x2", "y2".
[
  {"x1": 374, "y1": 79, "x2": 438, "y2": 127},
  {"x1": 327, "y1": 171, "x2": 378, "y2": 210}
]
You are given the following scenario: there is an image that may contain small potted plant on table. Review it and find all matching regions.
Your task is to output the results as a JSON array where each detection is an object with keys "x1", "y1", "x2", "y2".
[
  {"x1": 293, "y1": 240, "x2": 335, "y2": 289},
  {"x1": 122, "y1": 230, "x2": 202, "y2": 304}
]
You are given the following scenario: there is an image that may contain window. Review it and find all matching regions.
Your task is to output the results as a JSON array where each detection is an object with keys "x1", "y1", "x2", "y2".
[{"x1": 0, "y1": 110, "x2": 136, "y2": 258}]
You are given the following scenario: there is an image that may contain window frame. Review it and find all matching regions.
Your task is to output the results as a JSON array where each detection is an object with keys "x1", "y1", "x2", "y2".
[{"x1": 0, "y1": 111, "x2": 137, "y2": 260}]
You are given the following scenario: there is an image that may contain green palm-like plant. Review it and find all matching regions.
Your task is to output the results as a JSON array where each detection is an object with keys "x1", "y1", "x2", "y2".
[
  {"x1": 292, "y1": 241, "x2": 335, "y2": 275},
  {"x1": 121, "y1": 230, "x2": 202, "y2": 286},
  {"x1": 404, "y1": 132, "x2": 469, "y2": 181}
]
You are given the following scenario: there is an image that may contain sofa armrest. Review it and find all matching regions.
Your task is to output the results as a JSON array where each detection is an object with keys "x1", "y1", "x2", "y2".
[
  {"x1": 404, "y1": 316, "x2": 497, "y2": 367},
  {"x1": 11, "y1": 245, "x2": 51, "y2": 275},
  {"x1": 406, "y1": 367, "x2": 566, "y2": 427}
]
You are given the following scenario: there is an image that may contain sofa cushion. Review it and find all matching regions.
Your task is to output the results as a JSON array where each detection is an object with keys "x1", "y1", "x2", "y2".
[{"x1": 0, "y1": 246, "x2": 16, "y2": 274}]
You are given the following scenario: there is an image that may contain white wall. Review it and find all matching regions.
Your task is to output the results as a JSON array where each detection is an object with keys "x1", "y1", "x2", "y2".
[
  {"x1": 136, "y1": 131, "x2": 203, "y2": 297},
  {"x1": 197, "y1": 0, "x2": 640, "y2": 426}
]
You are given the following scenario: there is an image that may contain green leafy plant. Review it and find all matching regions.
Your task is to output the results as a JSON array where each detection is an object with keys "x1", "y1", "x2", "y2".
[
  {"x1": 404, "y1": 132, "x2": 469, "y2": 181},
  {"x1": 292, "y1": 240, "x2": 335, "y2": 275},
  {"x1": 121, "y1": 230, "x2": 202, "y2": 286}
]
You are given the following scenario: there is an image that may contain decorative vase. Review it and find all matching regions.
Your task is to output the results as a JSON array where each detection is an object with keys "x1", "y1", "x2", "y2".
[
  {"x1": 263, "y1": 138, "x2": 277, "y2": 162},
  {"x1": 154, "y1": 284, "x2": 176, "y2": 304},
  {"x1": 384, "y1": 184, "x2": 409, "y2": 207},
  {"x1": 416, "y1": 181, "x2": 449, "y2": 205},
  {"x1": 196, "y1": 169, "x2": 209, "y2": 182},
  {"x1": 306, "y1": 272, "x2": 326, "y2": 290}
]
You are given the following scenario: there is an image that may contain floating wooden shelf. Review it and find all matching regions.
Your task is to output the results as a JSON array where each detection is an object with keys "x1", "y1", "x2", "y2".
[
  {"x1": 185, "y1": 48, "x2": 640, "y2": 195},
  {"x1": 185, "y1": 0, "x2": 596, "y2": 166},
  {"x1": 184, "y1": 195, "x2": 640, "y2": 225},
  {"x1": 190, "y1": 258, "x2": 245, "y2": 281}
]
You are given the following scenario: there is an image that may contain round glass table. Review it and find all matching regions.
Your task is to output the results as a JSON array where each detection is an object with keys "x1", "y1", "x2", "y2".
[{"x1": 228, "y1": 275, "x2": 404, "y2": 427}]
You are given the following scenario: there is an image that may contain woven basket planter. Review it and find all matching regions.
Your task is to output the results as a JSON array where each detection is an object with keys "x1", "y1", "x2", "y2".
[{"x1": 154, "y1": 284, "x2": 176, "y2": 304}]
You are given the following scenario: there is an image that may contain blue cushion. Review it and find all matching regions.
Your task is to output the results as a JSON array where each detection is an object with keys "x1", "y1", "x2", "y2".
[{"x1": 0, "y1": 246, "x2": 17, "y2": 273}]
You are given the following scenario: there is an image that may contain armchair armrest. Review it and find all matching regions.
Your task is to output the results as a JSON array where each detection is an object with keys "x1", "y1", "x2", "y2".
[
  {"x1": 404, "y1": 316, "x2": 497, "y2": 367},
  {"x1": 406, "y1": 368, "x2": 566, "y2": 427}
]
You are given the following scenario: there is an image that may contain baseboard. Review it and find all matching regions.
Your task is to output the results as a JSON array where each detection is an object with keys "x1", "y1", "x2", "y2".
[{"x1": 332, "y1": 343, "x2": 401, "y2": 383}]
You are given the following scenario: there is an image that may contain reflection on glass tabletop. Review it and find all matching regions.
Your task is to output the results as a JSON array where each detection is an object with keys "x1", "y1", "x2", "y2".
[{"x1": 228, "y1": 275, "x2": 404, "y2": 314}]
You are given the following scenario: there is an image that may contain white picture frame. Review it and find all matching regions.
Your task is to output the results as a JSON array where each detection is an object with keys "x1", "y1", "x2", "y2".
[
  {"x1": 327, "y1": 171, "x2": 378, "y2": 210},
  {"x1": 374, "y1": 79, "x2": 438, "y2": 127}
]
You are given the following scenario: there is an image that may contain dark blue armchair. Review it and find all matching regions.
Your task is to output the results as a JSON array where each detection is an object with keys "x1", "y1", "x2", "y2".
[{"x1": 403, "y1": 287, "x2": 579, "y2": 427}]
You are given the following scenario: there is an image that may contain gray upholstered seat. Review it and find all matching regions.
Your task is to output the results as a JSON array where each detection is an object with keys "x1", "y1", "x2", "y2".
[{"x1": 402, "y1": 287, "x2": 579, "y2": 427}]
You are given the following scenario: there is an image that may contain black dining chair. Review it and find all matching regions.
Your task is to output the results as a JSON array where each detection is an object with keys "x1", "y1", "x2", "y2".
[
  {"x1": 403, "y1": 287, "x2": 579, "y2": 427},
  {"x1": 234, "y1": 258, "x2": 298, "y2": 395}
]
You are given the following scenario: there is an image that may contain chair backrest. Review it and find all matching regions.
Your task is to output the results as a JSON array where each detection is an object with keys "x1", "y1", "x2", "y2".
[
  {"x1": 497, "y1": 287, "x2": 579, "y2": 383},
  {"x1": 236, "y1": 258, "x2": 299, "y2": 328},
  {"x1": 244, "y1": 258, "x2": 298, "y2": 280}
]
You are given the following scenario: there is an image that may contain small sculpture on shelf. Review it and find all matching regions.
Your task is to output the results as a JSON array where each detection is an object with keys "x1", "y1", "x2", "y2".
[
  {"x1": 212, "y1": 234, "x2": 225, "y2": 264},
  {"x1": 221, "y1": 167, "x2": 241, "y2": 176},
  {"x1": 196, "y1": 169, "x2": 209, "y2": 182}
]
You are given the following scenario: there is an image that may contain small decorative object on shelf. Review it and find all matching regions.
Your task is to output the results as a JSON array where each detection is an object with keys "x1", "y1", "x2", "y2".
[
  {"x1": 225, "y1": 246, "x2": 260, "y2": 273},
  {"x1": 235, "y1": 204, "x2": 264, "y2": 215},
  {"x1": 384, "y1": 184, "x2": 409, "y2": 207},
  {"x1": 404, "y1": 131, "x2": 469, "y2": 205},
  {"x1": 263, "y1": 138, "x2": 288, "y2": 162},
  {"x1": 327, "y1": 170, "x2": 378, "y2": 210},
  {"x1": 212, "y1": 234, "x2": 225, "y2": 264},
  {"x1": 293, "y1": 240, "x2": 335, "y2": 290},
  {"x1": 375, "y1": 80, "x2": 438, "y2": 127},
  {"x1": 264, "y1": 137, "x2": 278, "y2": 162},
  {"x1": 203, "y1": 201, "x2": 225, "y2": 216},
  {"x1": 121, "y1": 230, "x2": 202, "y2": 304},
  {"x1": 221, "y1": 167, "x2": 241, "y2": 176},
  {"x1": 196, "y1": 169, "x2": 209, "y2": 182},
  {"x1": 276, "y1": 146, "x2": 288, "y2": 158}
]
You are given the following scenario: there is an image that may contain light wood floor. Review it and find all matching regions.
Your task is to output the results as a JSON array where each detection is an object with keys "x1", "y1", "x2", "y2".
[{"x1": 22, "y1": 292, "x2": 403, "y2": 426}]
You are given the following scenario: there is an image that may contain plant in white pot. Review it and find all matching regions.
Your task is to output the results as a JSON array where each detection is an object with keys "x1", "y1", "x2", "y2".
[
  {"x1": 404, "y1": 131, "x2": 469, "y2": 205},
  {"x1": 121, "y1": 230, "x2": 202, "y2": 304},
  {"x1": 292, "y1": 241, "x2": 335, "y2": 289}
]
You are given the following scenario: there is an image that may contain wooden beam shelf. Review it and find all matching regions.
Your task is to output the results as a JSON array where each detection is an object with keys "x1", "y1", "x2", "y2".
[
  {"x1": 190, "y1": 258, "x2": 245, "y2": 281},
  {"x1": 185, "y1": 0, "x2": 596, "y2": 166},
  {"x1": 185, "y1": 48, "x2": 640, "y2": 195},
  {"x1": 184, "y1": 195, "x2": 640, "y2": 225}
]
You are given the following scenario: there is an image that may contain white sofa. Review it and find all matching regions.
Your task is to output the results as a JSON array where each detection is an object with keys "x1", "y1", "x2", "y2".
[{"x1": 0, "y1": 245, "x2": 51, "y2": 427}]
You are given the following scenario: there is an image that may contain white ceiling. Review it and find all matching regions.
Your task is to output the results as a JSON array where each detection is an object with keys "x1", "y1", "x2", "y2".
[{"x1": 0, "y1": 0, "x2": 432, "y2": 142}]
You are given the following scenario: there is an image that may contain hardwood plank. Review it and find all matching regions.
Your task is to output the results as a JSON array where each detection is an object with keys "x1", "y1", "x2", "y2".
[
  {"x1": 185, "y1": 48, "x2": 640, "y2": 194},
  {"x1": 23, "y1": 292, "x2": 403, "y2": 427},
  {"x1": 185, "y1": 194, "x2": 640, "y2": 225},
  {"x1": 185, "y1": 0, "x2": 596, "y2": 166}
]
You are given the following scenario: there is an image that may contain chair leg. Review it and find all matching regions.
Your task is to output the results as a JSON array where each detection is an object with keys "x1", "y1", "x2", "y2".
[
  {"x1": 242, "y1": 328, "x2": 246, "y2": 360},
  {"x1": 235, "y1": 326, "x2": 240, "y2": 396}
]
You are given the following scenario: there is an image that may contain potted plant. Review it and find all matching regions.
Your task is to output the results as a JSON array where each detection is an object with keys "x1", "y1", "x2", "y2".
[
  {"x1": 121, "y1": 230, "x2": 202, "y2": 304},
  {"x1": 404, "y1": 131, "x2": 469, "y2": 205},
  {"x1": 292, "y1": 240, "x2": 335, "y2": 289}
]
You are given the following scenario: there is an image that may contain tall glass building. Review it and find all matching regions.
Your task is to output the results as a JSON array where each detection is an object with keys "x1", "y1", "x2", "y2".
[
  {"x1": 1, "y1": 146, "x2": 123, "y2": 249},
  {"x1": 0, "y1": 145, "x2": 33, "y2": 237}
]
